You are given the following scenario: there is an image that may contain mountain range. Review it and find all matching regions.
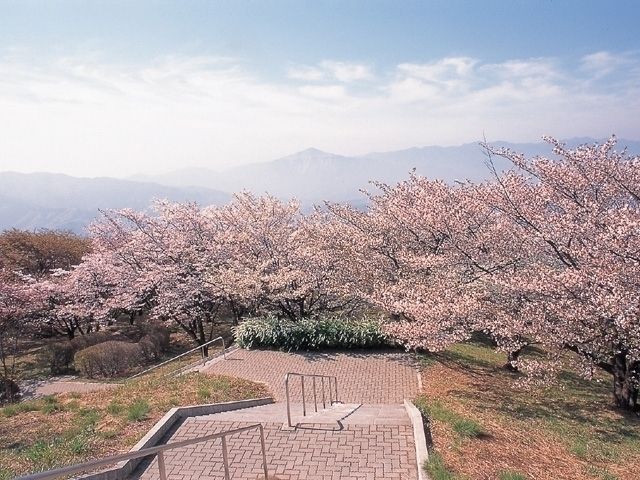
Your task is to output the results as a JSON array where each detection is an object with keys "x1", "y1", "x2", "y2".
[{"x1": 2, "y1": 138, "x2": 639, "y2": 233}]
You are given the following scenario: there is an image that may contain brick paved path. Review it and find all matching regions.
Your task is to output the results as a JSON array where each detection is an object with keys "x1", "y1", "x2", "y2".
[
  {"x1": 131, "y1": 349, "x2": 421, "y2": 480},
  {"x1": 200, "y1": 349, "x2": 419, "y2": 404},
  {"x1": 133, "y1": 406, "x2": 417, "y2": 480}
]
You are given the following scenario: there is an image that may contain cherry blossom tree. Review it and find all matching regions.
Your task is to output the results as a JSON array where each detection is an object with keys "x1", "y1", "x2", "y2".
[
  {"x1": 208, "y1": 192, "x2": 360, "y2": 320},
  {"x1": 482, "y1": 137, "x2": 640, "y2": 411},
  {"x1": 326, "y1": 178, "x2": 484, "y2": 351},
  {"x1": 327, "y1": 137, "x2": 639, "y2": 411},
  {"x1": 87, "y1": 202, "x2": 226, "y2": 351},
  {"x1": 0, "y1": 272, "x2": 46, "y2": 401}
]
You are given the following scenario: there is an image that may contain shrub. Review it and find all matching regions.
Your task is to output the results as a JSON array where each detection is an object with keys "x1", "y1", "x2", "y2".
[
  {"x1": 0, "y1": 377, "x2": 20, "y2": 405},
  {"x1": 70, "y1": 331, "x2": 114, "y2": 351},
  {"x1": 74, "y1": 341, "x2": 143, "y2": 378},
  {"x1": 43, "y1": 341, "x2": 76, "y2": 374},
  {"x1": 45, "y1": 331, "x2": 117, "y2": 374},
  {"x1": 45, "y1": 327, "x2": 169, "y2": 374},
  {"x1": 138, "y1": 325, "x2": 170, "y2": 360},
  {"x1": 234, "y1": 316, "x2": 393, "y2": 351}
]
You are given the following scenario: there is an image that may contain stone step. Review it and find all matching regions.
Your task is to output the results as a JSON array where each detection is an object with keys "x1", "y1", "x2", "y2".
[{"x1": 193, "y1": 401, "x2": 411, "y2": 427}]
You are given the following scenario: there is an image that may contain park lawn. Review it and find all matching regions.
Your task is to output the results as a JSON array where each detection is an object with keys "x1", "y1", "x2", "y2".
[
  {"x1": 0, "y1": 373, "x2": 269, "y2": 479},
  {"x1": 417, "y1": 341, "x2": 640, "y2": 480}
]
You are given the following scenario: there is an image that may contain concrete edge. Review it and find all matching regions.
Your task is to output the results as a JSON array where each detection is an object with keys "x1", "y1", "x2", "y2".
[
  {"x1": 404, "y1": 399, "x2": 430, "y2": 480},
  {"x1": 79, "y1": 396, "x2": 274, "y2": 480}
]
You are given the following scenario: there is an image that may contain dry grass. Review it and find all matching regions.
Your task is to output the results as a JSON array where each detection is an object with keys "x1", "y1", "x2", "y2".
[
  {"x1": 419, "y1": 341, "x2": 640, "y2": 480},
  {"x1": 0, "y1": 372, "x2": 269, "y2": 479}
]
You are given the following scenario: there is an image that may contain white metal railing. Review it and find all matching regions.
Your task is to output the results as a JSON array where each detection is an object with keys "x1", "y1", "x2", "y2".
[
  {"x1": 284, "y1": 372, "x2": 339, "y2": 427},
  {"x1": 16, "y1": 423, "x2": 269, "y2": 480},
  {"x1": 129, "y1": 335, "x2": 227, "y2": 380}
]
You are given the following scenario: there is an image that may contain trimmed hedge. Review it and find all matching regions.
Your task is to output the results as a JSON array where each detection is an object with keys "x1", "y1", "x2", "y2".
[
  {"x1": 234, "y1": 316, "x2": 393, "y2": 351},
  {"x1": 45, "y1": 331, "x2": 118, "y2": 374},
  {"x1": 44, "y1": 324, "x2": 170, "y2": 374},
  {"x1": 74, "y1": 341, "x2": 144, "y2": 378}
]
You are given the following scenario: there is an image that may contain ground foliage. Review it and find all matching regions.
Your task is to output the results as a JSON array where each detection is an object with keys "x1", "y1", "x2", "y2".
[
  {"x1": 0, "y1": 372, "x2": 269, "y2": 479},
  {"x1": 417, "y1": 341, "x2": 640, "y2": 480}
]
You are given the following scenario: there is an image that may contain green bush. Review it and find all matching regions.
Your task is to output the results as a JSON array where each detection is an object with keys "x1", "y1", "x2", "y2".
[
  {"x1": 74, "y1": 341, "x2": 144, "y2": 378},
  {"x1": 234, "y1": 316, "x2": 393, "y2": 351}
]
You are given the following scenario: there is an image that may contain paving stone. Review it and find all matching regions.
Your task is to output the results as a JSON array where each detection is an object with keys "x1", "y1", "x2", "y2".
[
  {"x1": 129, "y1": 350, "x2": 420, "y2": 480},
  {"x1": 200, "y1": 349, "x2": 419, "y2": 404}
]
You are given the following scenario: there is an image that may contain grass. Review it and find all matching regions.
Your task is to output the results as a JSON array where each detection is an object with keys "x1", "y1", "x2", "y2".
[
  {"x1": 424, "y1": 452, "x2": 463, "y2": 480},
  {"x1": 126, "y1": 399, "x2": 150, "y2": 422},
  {"x1": 499, "y1": 471, "x2": 528, "y2": 480},
  {"x1": 0, "y1": 372, "x2": 269, "y2": 477},
  {"x1": 418, "y1": 340, "x2": 640, "y2": 480},
  {"x1": 414, "y1": 397, "x2": 484, "y2": 440}
]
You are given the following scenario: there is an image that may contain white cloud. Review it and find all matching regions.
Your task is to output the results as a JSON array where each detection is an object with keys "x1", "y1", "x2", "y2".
[
  {"x1": 319, "y1": 61, "x2": 373, "y2": 82},
  {"x1": 581, "y1": 51, "x2": 631, "y2": 76},
  {"x1": 298, "y1": 84, "x2": 348, "y2": 100},
  {"x1": 286, "y1": 65, "x2": 325, "y2": 81},
  {"x1": 0, "y1": 52, "x2": 638, "y2": 177},
  {"x1": 288, "y1": 60, "x2": 373, "y2": 83}
]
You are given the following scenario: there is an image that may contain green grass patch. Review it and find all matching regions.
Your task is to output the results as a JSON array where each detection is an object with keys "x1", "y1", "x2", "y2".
[
  {"x1": 498, "y1": 471, "x2": 527, "y2": 480},
  {"x1": 0, "y1": 467, "x2": 16, "y2": 480},
  {"x1": 414, "y1": 396, "x2": 484, "y2": 439},
  {"x1": 106, "y1": 401, "x2": 124, "y2": 415},
  {"x1": 126, "y1": 399, "x2": 150, "y2": 422},
  {"x1": 584, "y1": 466, "x2": 619, "y2": 480},
  {"x1": 423, "y1": 452, "x2": 462, "y2": 480},
  {"x1": 451, "y1": 417, "x2": 484, "y2": 438},
  {"x1": 0, "y1": 400, "x2": 41, "y2": 417},
  {"x1": 197, "y1": 387, "x2": 212, "y2": 401},
  {"x1": 41, "y1": 396, "x2": 62, "y2": 414}
]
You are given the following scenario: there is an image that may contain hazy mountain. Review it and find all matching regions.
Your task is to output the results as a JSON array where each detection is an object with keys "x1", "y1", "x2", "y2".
[
  {"x1": 3, "y1": 138, "x2": 639, "y2": 232},
  {"x1": 132, "y1": 138, "x2": 640, "y2": 204},
  {"x1": 0, "y1": 172, "x2": 230, "y2": 233}
]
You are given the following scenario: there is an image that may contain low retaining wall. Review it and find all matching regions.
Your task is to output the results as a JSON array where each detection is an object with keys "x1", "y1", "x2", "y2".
[
  {"x1": 404, "y1": 399, "x2": 430, "y2": 480},
  {"x1": 80, "y1": 396, "x2": 274, "y2": 480}
]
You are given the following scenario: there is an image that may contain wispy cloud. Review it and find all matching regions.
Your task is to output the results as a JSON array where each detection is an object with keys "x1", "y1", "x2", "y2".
[
  {"x1": 0, "y1": 51, "x2": 638, "y2": 177},
  {"x1": 287, "y1": 60, "x2": 373, "y2": 83}
]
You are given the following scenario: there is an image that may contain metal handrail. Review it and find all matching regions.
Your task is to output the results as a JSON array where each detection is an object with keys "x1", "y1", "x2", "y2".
[
  {"x1": 284, "y1": 372, "x2": 339, "y2": 427},
  {"x1": 129, "y1": 335, "x2": 226, "y2": 380},
  {"x1": 16, "y1": 423, "x2": 268, "y2": 480}
]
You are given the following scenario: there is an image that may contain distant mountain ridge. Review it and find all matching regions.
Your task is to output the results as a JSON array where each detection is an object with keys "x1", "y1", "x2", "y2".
[
  {"x1": 131, "y1": 138, "x2": 640, "y2": 204},
  {"x1": 3, "y1": 138, "x2": 639, "y2": 233},
  {"x1": 0, "y1": 172, "x2": 230, "y2": 233}
]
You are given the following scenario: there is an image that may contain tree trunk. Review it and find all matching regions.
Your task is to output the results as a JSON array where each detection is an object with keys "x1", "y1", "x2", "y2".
[
  {"x1": 612, "y1": 351, "x2": 639, "y2": 412},
  {"x1": 196, "y1": 319, "x2": 209, "y2": 357},
  {"x1": 504, "y1": 347, "x2": 522, "y2": 372}
]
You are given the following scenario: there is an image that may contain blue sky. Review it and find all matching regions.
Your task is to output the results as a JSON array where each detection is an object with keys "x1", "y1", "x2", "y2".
[{"x1": 1, "y1": 1, "x2": 639, "y2": 176}]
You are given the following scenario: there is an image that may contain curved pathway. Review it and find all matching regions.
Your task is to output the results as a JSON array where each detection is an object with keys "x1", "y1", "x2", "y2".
[{"x1": 200, "y1": 348, "x2": 420, "y2": 404}]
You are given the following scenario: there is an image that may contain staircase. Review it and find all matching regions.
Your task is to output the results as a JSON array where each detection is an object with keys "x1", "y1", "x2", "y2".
[{"x1": 130, "y1": 400, "x2": 417, "y2": 480}]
